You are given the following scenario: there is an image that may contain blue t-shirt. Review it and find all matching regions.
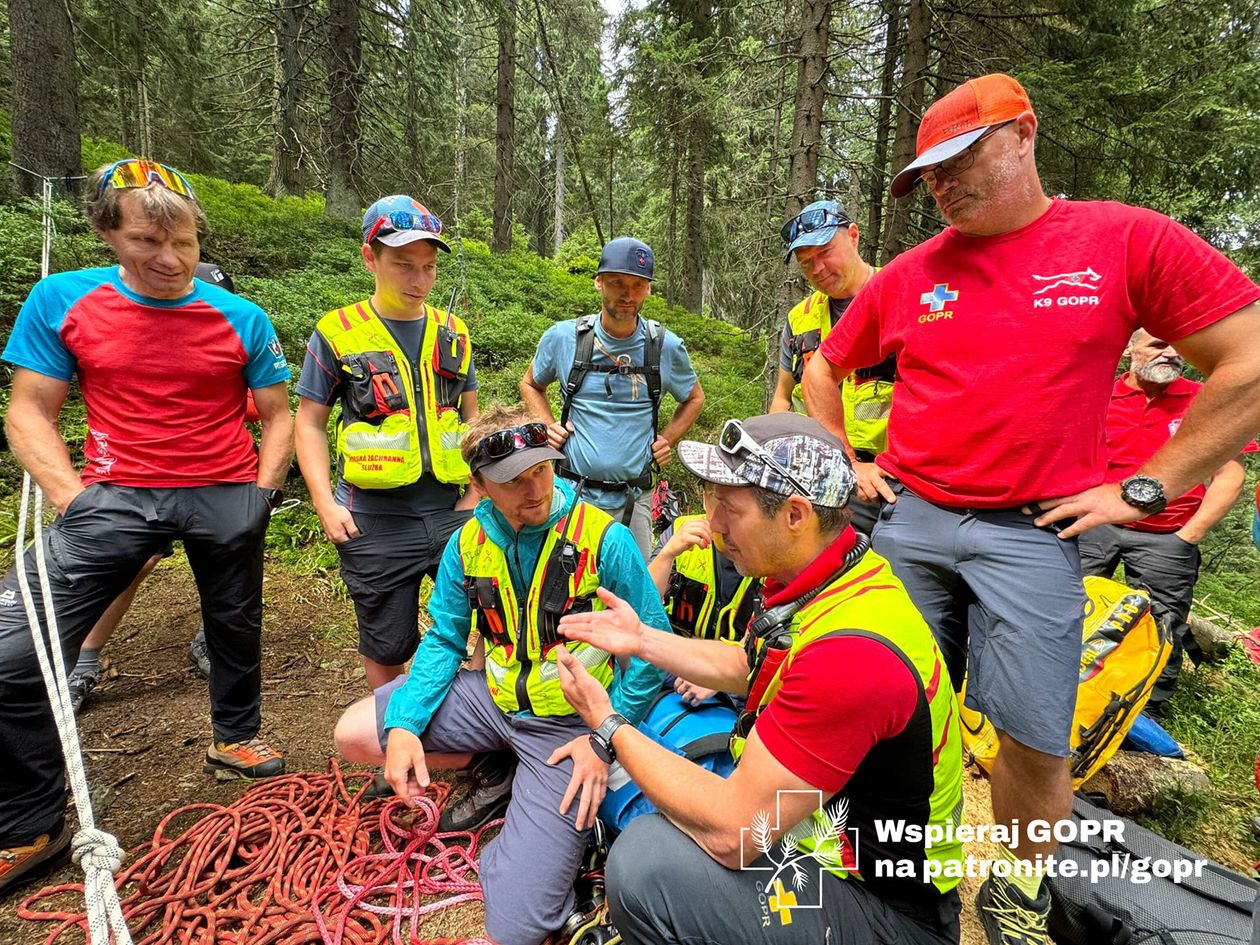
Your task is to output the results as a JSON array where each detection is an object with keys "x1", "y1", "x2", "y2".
[
  {"x1": 532, "y1": 316, "x2": 697, "y2": 508},
  {"x1": 296, "y1": 305, "x2": 478, "y2": 517}
]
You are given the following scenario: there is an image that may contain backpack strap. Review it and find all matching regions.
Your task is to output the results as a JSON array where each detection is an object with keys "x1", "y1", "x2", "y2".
[
  {"x1": 642, "y1": 319, "x2": 664, "y2": 441},
  {"x1": 560, "y1": 314, "x2": 600, "y2": 430}
]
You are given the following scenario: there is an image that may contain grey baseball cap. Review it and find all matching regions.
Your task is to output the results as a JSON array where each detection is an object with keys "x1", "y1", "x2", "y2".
[
  {"x1": 677, "y1": 413, "x2": 856, "y2": 509},
  {"x1": 597, "y1": 237, "x2": 654, "y2": 281}
]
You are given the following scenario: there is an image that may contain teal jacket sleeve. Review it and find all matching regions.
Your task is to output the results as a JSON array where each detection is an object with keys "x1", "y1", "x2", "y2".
[
  {"x1": 381, "y1": 532, "x2": 471, "y2": 737},
  {"x1": 599, "y1": 521, "x2": 669, "y2": 726}
]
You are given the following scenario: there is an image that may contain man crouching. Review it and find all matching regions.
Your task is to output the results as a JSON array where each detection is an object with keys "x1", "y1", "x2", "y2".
[
  {"x1": 555, "y1": 414, "x2": 967, "y2": 944},
  {"x1": 333, "y1": 403, "x2": 667, "y2": 945}
]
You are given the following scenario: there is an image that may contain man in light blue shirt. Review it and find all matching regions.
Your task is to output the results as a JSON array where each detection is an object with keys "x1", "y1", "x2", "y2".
[{"x1": 520, "y1": 237, "x2": 705, "y2": 556}]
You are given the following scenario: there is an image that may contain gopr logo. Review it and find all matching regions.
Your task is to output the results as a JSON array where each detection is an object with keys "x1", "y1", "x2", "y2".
[
  {"x1": 1032, "y1": 266, "x2": 1103, "y2": 308},
  {"x1": 919, "y1": 283, "x2": 958, "y2": 323}
]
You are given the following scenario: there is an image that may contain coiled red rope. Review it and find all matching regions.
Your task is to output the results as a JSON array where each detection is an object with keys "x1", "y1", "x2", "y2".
[{"x1": 18, "y1": 760, "x2": 500, "y2": 945}]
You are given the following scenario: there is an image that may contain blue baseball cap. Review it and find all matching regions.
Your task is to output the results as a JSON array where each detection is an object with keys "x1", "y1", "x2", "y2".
[
  {"x1": 362, "y1": 195, "x2": 451, "y2": 252},
  {"x1": 781, "y1": 199, "x2": 851, "y2": 262},
  {"x1": 597, "y1": 237, "x2": 654, "y2": 281}
]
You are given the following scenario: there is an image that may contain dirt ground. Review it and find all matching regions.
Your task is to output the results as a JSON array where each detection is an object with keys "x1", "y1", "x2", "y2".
[{"x1": 0, "y1": 557, "x2": 997, "y2": 945}]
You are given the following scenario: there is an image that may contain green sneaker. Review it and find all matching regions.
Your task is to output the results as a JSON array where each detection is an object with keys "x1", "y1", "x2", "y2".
[{"x1": 976, "y1": 875, "x2": 1052, "y2": 945}]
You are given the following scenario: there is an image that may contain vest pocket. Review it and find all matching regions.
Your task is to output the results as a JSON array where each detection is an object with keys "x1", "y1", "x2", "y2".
[
  {"x1": 668, "y1": 573, "x2": 711, "y2": 638},
  {"x1": 341, "y1": 351, "x2": 407, "y2": 419}
]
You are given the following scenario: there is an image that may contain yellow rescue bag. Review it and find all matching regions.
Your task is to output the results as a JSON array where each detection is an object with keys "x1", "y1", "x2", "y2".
[{"x1": 959, "y1": 575, "x2": 1171, "y2": 787}]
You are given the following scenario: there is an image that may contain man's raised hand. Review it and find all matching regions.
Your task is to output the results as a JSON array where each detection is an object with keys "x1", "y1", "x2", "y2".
[{"x1": 558, "y1": 587, "x2": 646, "y2": 658}]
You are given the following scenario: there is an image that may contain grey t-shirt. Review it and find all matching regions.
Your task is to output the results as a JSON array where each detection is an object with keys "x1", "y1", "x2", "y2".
[{"x1": 296, "y1": 307, "x2": 478, "y2": 517}]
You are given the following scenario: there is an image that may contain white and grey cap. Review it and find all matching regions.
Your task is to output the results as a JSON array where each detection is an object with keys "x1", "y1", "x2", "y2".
[{"x1": 677, "y1": 413, "x2": 857, "y2": 509}]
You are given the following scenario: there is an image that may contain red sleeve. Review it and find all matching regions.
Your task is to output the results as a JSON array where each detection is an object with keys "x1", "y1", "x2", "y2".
[
  {"x1": 755, "y1": 636, "x2": 919, "y2": 795},
  {"x1": 819, "y1": 277, "x2": 886, "y2": 373},
  {"x1": 1125, "y1": 209, "x2": 1260, "y2": 343}
]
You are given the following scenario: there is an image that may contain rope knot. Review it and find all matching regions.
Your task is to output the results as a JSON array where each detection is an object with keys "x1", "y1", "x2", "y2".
[{"x1": 72, "y1": 827, "x2": 124, "y2": 874}]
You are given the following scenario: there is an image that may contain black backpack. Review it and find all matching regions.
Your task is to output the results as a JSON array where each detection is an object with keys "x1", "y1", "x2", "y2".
[
  {"x1": 1049, "y1": 794, "x2": 1258, "y2": 945},
  {"x1": 560, "y1": 314, "x2": 664, "y2": 443}
]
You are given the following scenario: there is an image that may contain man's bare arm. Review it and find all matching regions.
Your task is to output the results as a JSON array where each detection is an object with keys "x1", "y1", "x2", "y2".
[
  {"x1": 519, "y1": 364, "x2": 558, "y2": 424},
  {"x1": 1177, "y1": 457, "x2": 1246, "y2": 544},
  {"x1": 660, "y1": 379, "x2": 705, "y2": 445},
  {"x1": 801, "y1": 352, "x2": 850, "y2": 446},
  {"x1": 1147, "y1": 303, "x2": 1260, "y2": 498},
  {"x1": 5, "y1": 368, "x2": 81, "y2": 513},
  {"x1": 769, "y1": 368, "x2": 797, "y2": 414},
  {"x1": 251, "y1": 382, "x2": 293, "y2": 490}
]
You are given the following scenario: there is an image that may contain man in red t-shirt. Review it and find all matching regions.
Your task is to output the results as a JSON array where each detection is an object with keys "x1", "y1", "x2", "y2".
[
  {"x1": 1080, "y1": 330, "x2": 1255, "y2": 715},
  {"x1": 552, "y1": 414, "x2": 965, "y2": 945},
  {"x1": 802, "y1": 73, "x2": 1260, "y2": 945}
]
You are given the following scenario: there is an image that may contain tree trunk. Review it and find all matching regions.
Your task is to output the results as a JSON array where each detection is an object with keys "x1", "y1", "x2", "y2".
[
  {"x1": 492, "y1": 0, "x2": 518, "y2": 253},
  {"x1": 1187, "y1": 613, "x2": 1238, "y2": 662},
  {"x1": 324, "y1": 0, "x2": 362, "y2": 219},
  {"x1": 783, "y1": 0, "x2": 831, "y2": 219},
  {"x1": 10, "y1": 0, "x2": 84, "y2": 194},
  {"x1": 682, "y1": 138, "x2": 704, "y2": 312},
  {"x1": 1079, "y1": 751, "x2": 1210, "y2": 816},
  {"x1": 866, "y1": 0, "x2": 903, "y2": 263},
  {"x1": 553, "y1": 121, "x2": 566, "y2": 254},
  {"x1": 269, "y1": 0, "x2": 309, "y2": 197},
  {"x1": 881, "y1": 0, "x2": 930, "y2": 261}
]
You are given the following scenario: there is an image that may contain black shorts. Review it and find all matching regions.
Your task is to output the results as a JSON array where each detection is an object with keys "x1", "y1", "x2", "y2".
[{"x1": 336, "y1": 507, "x2": 472, "y2": 665}]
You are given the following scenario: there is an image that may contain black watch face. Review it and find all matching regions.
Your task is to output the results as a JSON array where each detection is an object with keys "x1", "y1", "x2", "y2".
[{"x1": 589, "y1": 733, "x2": 613, "y2": 764}]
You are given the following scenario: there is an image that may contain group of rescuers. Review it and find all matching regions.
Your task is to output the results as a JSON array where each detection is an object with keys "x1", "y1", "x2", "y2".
[{"x1": 3, "y1": 72, "x2": 1260, "y2": 945}]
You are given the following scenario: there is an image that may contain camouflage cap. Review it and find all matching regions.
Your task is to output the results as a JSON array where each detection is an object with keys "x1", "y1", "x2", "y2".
[{"x1": 677, "y1": 413, "x2": 856, "y2": 509}]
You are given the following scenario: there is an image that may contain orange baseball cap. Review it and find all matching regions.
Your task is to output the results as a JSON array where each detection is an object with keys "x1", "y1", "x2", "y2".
[{"x1": 890, "y1": 73, "x2": 1034, "y2": 198}]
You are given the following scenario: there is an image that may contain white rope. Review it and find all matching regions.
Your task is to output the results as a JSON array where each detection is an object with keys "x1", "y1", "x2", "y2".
[{"x1": 10, "y1": 165, "x2": 134, "y2": 945}]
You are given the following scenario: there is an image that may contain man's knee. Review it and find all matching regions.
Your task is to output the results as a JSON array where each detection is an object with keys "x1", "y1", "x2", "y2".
[
  {"x1": 607, "y1": 815, "x2": 687, "y2": 930},
  {"x1": 334, "y1": 695, "x2": 382, "y2": 763}
]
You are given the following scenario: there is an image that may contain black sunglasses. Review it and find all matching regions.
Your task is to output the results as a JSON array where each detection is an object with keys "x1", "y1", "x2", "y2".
[
  {"x1": 471, "y1": 423, "x2": 549, "y2": 471},
  {"x1": 780, "y1": 207, "x2": 851, "y2": 248}
]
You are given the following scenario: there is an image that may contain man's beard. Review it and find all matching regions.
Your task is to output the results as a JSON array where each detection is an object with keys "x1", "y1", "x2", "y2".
[{"x1": 1135, "y1": 360, "x2": 1183, "y2": 384}]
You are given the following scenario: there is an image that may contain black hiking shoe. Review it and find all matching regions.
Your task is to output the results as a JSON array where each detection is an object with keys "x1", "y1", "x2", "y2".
[
  {"x1": 188, "y1": 627, "x2": 211, "y2": 680},
  {"x1": 67, "y1": 666, "x2": 103, "y2": 714},
  {"x1": 437, "y1": 751, "x2": 515, "y2": 832},
  {"x1": 976, "y1": 875, "x2": 1051, "y2": 945}
]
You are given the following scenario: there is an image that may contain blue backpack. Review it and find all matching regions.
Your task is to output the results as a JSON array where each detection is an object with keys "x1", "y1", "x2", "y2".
[{"x1": 598, "y1": 690, "x2": 739, "y2": 834}]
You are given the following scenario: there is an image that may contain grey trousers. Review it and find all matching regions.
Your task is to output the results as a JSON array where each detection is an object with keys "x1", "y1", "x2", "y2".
[
  {"x1": 376, "y1": 671, "x2": 591, "y2": 945},
  {"x1": 607, "y1": 814, "x2": 961, "y2": 945},
  {"x1": 872, "y1": 482, "x2": 1084, "y2": 757},
  {"x1": 1077, "y1": 523, "x2": 1201, "y2": 710}
]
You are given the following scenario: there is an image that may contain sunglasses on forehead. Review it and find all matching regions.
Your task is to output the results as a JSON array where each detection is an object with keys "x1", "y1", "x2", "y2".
[
  {"x1": 97, "y1": 159, "x2": 196, "y2": 200},
  {"x1": 780, "y1": 206, "x2": 851, "y2": 248},
  {"x1": 470, "y1": 423, "x2": 550, "y2": 472},
  {"x1": 365, "y1": 209, "x2": 443, "y2": 244},
  {"x1": 718, "y1": 419, "x2": 813, "y2": 499}
]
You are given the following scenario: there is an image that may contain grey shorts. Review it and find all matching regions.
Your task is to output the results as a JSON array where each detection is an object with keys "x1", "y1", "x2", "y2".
[
  {"x1": 337, "y1": 507, "x2": 472, "y2": 665},
  {"x1": 374, "y1": 670, "x2": 592, "y2": 945},
  {"x1": 872, "y1": 482, "x2": 1084, "y2": 757}
]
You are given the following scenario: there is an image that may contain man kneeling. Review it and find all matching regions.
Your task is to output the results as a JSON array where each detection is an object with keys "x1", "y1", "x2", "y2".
[
  {"x1": 334, "y1": 404, "x2": 667, "y2": 945},
  {"x1": 555, "y1": 414, "x2": 966, "y2": 945}
]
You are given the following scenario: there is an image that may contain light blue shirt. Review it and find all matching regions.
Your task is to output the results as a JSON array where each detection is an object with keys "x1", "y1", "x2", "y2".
[{"x1": 532, "y1": 316, "x2": 697, "y2": 508}]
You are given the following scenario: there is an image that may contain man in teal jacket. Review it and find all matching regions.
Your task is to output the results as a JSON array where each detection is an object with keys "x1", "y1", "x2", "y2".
[{"x1": 334, "y1": 403, "x2": 667, "y2": 945}]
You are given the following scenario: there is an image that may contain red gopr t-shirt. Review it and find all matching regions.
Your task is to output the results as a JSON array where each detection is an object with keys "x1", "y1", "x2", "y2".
[{"x1": 820, "y1": 199, "x2": 1260, "y2": 507}]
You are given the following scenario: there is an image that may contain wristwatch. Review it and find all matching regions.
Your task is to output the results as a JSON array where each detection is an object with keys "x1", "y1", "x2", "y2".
[
  {"x1": 589, "y1": 713, "x2": 630, "y2": 764},
  {"x1": 1119, "y1": 475, "x2": 1167, "y2": 515},
  {"x1": 260, "y1": 487, "x2": 285, "y2": 511}
]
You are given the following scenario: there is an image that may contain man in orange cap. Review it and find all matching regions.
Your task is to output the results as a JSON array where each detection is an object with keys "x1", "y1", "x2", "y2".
[{"x1": 803, "y1": 73, "x2": 1260, "y2": 944}]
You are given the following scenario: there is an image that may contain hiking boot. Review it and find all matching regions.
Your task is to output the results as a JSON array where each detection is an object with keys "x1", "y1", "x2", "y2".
[
  {"x1": 67, "y1": 667, "x2": 102, "y2": 714},
  {"x1": 976, "y1": 876, "x2": 1051, "y2": 945},
  {"x1": 360, "y1": 766, "x2": 395, "y2": 801},
  {"x1": 204, "y1": 737, "x2": 285, "y2": 781},
  {"x1": 188, "y1": 627, "x2": 211, "y2": 680},
  {"x1": 437, "y1": 751, "x2": 515, "y2": 832},
  {"x1": 0, "y1": 820, "x2": 71, "y2": 896}
]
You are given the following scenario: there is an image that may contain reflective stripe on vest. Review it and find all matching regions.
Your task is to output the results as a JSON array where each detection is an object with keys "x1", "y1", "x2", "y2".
[
  {"x1": 316, "y1": 302, "x2": 472, "y2": 488},
  {"x1": 666, "y1": 514, "x2": 759, "y2": 642},
  {"x1": 459, "y1": 501, "x2": 616, "y2": 715},
  {"x1": 730, "y1": 549, "x2": 964, "y2": 894},
  {"x1": 786, "y1": 291, "x2": 892, "y2": 454}
]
